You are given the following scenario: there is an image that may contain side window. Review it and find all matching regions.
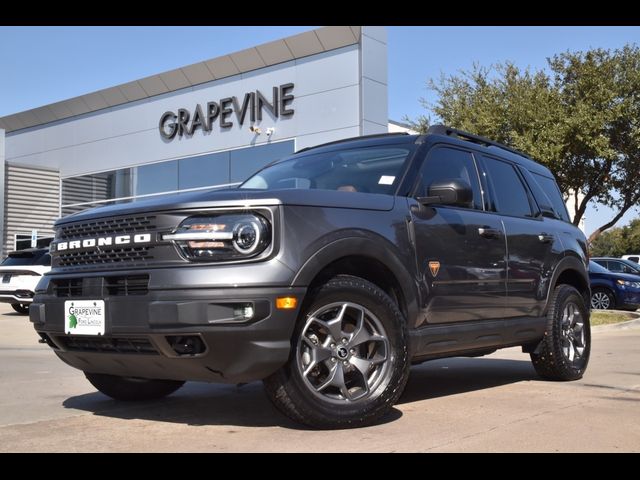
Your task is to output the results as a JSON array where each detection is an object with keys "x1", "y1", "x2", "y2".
[
  {"x1": 419, "y1": 146, "x2": 483, "y2": 209},
  {"x1": 621, "y1": 263, "x2": 638, "y2": 274},
  {"x1": 608, "y1": 261, "x2": 624, "y2": 273},
  {"x1": 531, "y1": 172, "x2": 571, "y2": 222},
  {"x1": 482, "y1": 156, "x2": 533, "y2": 218}
]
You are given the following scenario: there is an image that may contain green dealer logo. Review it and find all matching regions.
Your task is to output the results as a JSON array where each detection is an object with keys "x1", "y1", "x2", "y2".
[{"x1": 68, "y1": 303, "x2": 77, "y2": 329}]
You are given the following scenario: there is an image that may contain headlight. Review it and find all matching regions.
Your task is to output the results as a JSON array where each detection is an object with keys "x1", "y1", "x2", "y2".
[
  {"x1": 163, "y1": 213, "x2": 271, "y2": 261},
  {"x1": 616, "y1": 279, "x2": 640, "y2": 288}
]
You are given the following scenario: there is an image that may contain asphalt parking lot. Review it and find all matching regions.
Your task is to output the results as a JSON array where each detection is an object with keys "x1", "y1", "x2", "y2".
[{"x1": 0, "y1": 303, "x2": 639, "y2": 452}]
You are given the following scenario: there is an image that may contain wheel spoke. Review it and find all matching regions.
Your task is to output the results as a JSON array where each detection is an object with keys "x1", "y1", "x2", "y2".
[
  {"x1": 313, "y1": 304, "x2": 348, "y2": 341},
  {"x1": 350, "y1": 356, "x2": 373, "y2": 377},
  {"x1": 301, "y1": 338, "x2": 333, "y2": 377},
  {"x1": 350, "y1": 308, "x2": 371, "y2": 346},
  {"x1": 567, "y1": 338, "x2": 575, "y2": 361},
  {"x1": 315, "y1": 363, "x2": 351, "y2": 399}
]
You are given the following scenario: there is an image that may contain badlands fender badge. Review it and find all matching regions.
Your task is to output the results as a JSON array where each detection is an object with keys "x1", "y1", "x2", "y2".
[{"x1": 428, "y1": 261, "x2": 441, "y2": 278}]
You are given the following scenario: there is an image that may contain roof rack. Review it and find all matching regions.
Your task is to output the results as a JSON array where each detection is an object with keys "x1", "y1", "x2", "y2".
[
  {"x1": 426, "y1": 124, "x2": 531, "y2": 159},
  {"x1": 296, "y1": 132, "x2": 409, "y2": 154}
]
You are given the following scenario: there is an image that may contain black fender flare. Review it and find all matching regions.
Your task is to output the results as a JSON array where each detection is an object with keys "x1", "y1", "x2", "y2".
[
  {"x1": 291, "y1": 235, "x2": 421, "y2": 327},
  {"x1": 545, "y1": 255, "x2": 590, "y2": 314}
]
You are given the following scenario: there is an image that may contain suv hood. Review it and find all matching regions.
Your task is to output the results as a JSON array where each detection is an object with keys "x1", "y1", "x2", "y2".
[{"x1": 57, "y1": 188, "x2": 396, "y2": 225}]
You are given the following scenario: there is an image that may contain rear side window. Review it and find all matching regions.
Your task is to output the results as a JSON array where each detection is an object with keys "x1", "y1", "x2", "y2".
[
  {"x1": 419, "y1": 146, "x2": 483, "y2": 209},
  {"x1": 482, "y1": 156, "x2": 533, "y2": 217},
  {"x1": 531, "y1": 173, "x2": 570, "y2": 222}
]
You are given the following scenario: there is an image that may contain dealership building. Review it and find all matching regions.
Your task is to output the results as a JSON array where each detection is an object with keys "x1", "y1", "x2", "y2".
[{"x1": 0, "y1": 26, "x2": 407, "y2": 255}]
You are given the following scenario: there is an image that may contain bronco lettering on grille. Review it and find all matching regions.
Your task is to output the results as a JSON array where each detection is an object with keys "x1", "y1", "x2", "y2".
[{"x1": 52, "y1": 234, "x2": 152, "y2": 252}]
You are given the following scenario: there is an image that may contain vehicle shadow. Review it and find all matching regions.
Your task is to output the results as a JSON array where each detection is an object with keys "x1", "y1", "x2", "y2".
[
  {"x1": 399, "y1": 356, "x2": 538, "y2": 404},
  {"x1": 63, "y1": 356, "x2": 537, "y2": 429}
]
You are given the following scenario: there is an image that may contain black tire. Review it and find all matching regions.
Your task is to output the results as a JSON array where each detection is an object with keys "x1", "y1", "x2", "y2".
[
  {"x1": 11, "y1": 303, "x2": 29, "y2": 314},
  {"x1": 590, "y1": 287, "x2": 615, "y2": 310},
  {"x1": 530, "y1": 284, "x2": 591, "y2": 381},
  {"x1": 263, "y1": 275, "x2": 410, "y2": 429},
  {"x1": 85, "y1": 372, "x2": 184, "y2": 401}
]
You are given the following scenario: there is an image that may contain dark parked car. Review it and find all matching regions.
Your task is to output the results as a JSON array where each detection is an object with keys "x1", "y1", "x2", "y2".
[
  {"x1": 30, "y1": 125, "x2": 591, "y2": 429},
  {"x1": 589, "y1": 260, "x2": 640, "y2": 310},
  {"x1": 592, "y1": 257, "x2": 640, "y2": 276}
]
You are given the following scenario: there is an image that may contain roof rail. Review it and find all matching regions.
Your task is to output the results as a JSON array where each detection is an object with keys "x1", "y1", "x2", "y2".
[
  {"x1": 427, "y1": 124, "x2": 531, "y2": 159},
  {"x1": 296, "y1": 132, "x2": 409, "y2": 154}
]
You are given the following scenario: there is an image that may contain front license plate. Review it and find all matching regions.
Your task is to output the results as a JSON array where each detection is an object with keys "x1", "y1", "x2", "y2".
[{"x1": 64, "y1": 300, "x2": 105, "y2": 336}]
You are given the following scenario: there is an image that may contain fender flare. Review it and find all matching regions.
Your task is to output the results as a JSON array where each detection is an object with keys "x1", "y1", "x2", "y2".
[
  {"x1": 545, "y1": 255, "x2": 590, "y2": 313},
  {"x1": 291, "y1": 235, "x2": 421, "y2": 327}
]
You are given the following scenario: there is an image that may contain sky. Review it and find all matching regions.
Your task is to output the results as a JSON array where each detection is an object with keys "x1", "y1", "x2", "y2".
[{"x1": 1, "y1": 25, "x2": 639, "y2": 235}]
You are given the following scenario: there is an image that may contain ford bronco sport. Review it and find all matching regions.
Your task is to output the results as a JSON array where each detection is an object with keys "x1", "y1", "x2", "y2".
[{"x1": 31, "y1": 125, "x2": 591, "y2": 429}]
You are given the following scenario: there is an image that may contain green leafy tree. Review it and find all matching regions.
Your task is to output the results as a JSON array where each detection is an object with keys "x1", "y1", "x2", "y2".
[
  {"x1": 407, "y1": 45, "x2": 640, "y2": 241},
  {"x1": 590, "y1": 218, "x2": 640, "y2": 257}
]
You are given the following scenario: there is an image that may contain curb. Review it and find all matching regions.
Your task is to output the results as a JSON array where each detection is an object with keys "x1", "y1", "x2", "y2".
[{"x1": 591, "y1": 311, "x2": 640, "y2": 332}]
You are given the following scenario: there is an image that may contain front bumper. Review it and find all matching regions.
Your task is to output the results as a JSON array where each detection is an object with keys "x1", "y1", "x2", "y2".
[
  {"x1": 0, "y1": 291, "x2": 34, "y2": 304},
  {"x1": 30, "y1": 284, "x2": 305, "y2": 383},
  {"x1": 619, "y1": 290, "x2": 640, "y2": 310}
]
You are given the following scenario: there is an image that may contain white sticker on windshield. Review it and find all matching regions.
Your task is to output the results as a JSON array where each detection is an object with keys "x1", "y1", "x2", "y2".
[{"x1": 379, "y1": 175, "x2": 395, "y2": 185}]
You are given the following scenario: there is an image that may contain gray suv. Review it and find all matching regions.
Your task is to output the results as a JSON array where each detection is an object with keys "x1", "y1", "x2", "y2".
[{"x1": 31, "y1": 125, "x2": 591, "y2": 428}]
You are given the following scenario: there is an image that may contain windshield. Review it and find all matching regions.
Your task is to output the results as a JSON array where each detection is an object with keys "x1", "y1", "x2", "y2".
[
  {"x1": 240, "y1": 145, "x2": 414, "y2": 195},
  {"x1": 589, "y1": 260, "x2": 610, "y2": 274},
  {"x1": 1, "y1": 251, "x2": 50, "y2": 266}
]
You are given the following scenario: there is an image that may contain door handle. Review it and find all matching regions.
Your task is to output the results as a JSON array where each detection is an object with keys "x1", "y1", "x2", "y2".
[
  {"x1": 538, "y1": 233, "x2": 554, "y2": 243},
  {"x1": 478, "y1": 227, "x2": 501, "y2": 239}
]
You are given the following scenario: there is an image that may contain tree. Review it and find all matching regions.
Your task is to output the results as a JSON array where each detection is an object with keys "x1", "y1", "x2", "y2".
[
  {"x1": 590, "y1": 218, "x2": 640, "y2": 257},
  {"x1": 407, "y1": 45, "x2": 640, "y2": 241}
]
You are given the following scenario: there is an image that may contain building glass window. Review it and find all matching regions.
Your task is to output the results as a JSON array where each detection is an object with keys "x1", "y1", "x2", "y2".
[
  {"x1": 60, "y1": 140, "x2": 295, "y2": 216},
  {"x1": 178, "y1": 152, "x2": 230, "y2": 190},
  {"x1": 136, "y1": 160, "x2": 178, "y2": 196}
]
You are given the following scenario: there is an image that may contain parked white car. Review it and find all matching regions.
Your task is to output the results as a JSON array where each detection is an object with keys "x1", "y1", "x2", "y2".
[
  {"x1": 622, "y1": 254, "x2": 640, "y2": 264},
  {"x1": 0, "y1": 248, "x2": 51, "y2": 314}
]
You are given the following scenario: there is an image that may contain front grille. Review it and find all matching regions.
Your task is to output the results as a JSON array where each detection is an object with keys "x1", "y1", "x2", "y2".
[
  {"x1": 105, "y1": 275, "x2": 149, "y2": 296},
  {"x1": 50, "y1": 278, "x2": 83, "y2": 297},
  {"x1": 57, "y1": 246, "x2": 152, "y2": 267},
  {"x1": 58, "y1": 216, "x2": 156, "y2": 240},
  {"x1": 51, "y1": 275, "x2": 149, "y2": 297},
  {"x1": 55, "y1": 336, "x2": 158, "y2": 355},
  {"x1": 51, "y1": 212, "x2": 189, "y2": 271}
]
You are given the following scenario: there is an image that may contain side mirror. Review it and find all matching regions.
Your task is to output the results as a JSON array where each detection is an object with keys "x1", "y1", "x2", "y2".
[{"x1": 418, "y1": 179, "x2": 473, "y2": 207}]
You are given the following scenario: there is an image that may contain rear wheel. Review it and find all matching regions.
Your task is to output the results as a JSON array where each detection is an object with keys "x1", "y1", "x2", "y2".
[
  {"x1": 590, "y1": 288, "x2": 615, "y2": 310},
  {"x1": 85, "y1": 373, "x2": 184, "y2": 401},
  {"x1": 530, "y1": 284, "x2": 590, "y2": 381},
  {"x1": 11, "y1": 303, "x2": 29, "y2": 314},
  {"x1": 264, "y1": 275, "x2": 409, "y2": 429}
]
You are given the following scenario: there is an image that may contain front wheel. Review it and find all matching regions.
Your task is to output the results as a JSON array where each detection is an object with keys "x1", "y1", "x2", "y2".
[
  {"x1": 264, "y1": 275, "x2": 410, "y2": 429},
  {"x1": 85, "y1": 373, "x2": 185, "y2": 401},
  {"x1": 11, "y1": 303, "x2": 29, "y2": 314},
  {"x1": 530, "y1": 284, "x2": 590, "y2": 381}
]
